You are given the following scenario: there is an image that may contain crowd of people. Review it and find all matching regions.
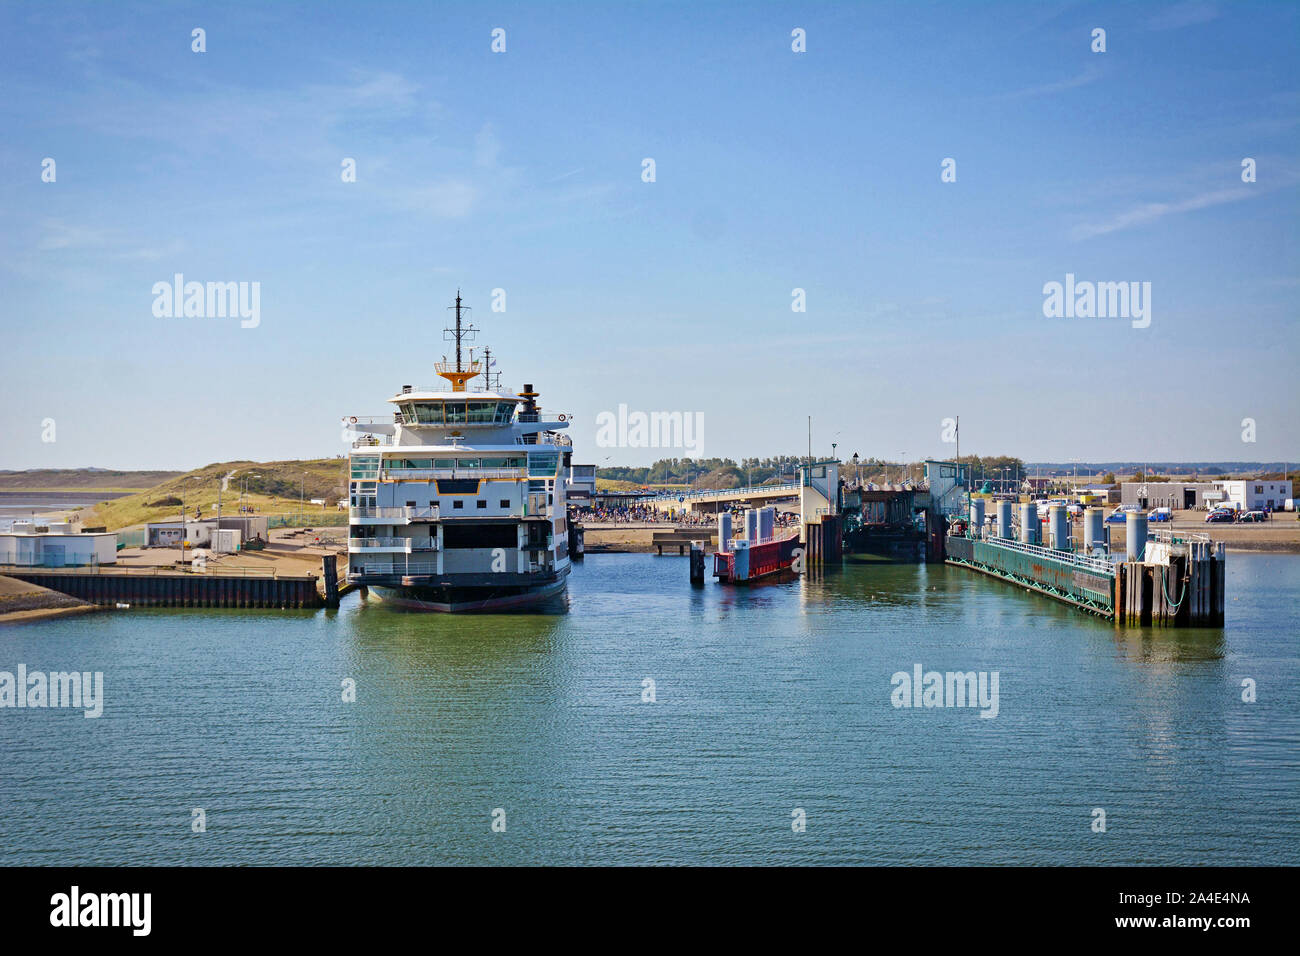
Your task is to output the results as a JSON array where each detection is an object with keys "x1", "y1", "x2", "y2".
[
  {"x1": 569, "y1": 504, "x2": 661, "y2": 524},
  {"x1": 569, "y1": 503, "x2": 798, "y2": 529}
]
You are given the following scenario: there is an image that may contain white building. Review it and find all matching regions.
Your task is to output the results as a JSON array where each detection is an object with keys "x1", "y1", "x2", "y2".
[
  {"x1": 1213, "y1": 479, "x2": 1293, "y2": 512},
  {"x1": 567, "y1": 463, "x2": 597, "y2": 501},
  {"x1": 0, "y1": 522, "x2": 117, "y2": 567},
  {"x1": 146, "y1": 519, "x2": 217, "y2": 547}
]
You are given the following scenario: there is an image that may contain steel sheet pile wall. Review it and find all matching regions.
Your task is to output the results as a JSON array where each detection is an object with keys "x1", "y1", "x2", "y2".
[{"x1": 2, "y1": 569, "x2": 320, "y2": 608}]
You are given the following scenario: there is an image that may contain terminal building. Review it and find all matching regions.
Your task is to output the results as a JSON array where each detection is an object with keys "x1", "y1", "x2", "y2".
[{"x1": 566, "y1": 463, "x2": 597, "y2": 503}]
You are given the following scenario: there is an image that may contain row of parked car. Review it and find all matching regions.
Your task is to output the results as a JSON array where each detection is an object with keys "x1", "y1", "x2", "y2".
[
  {"x1": 1028, "y1": 501, "x2": 1273, "y2": 525},
  {"x1": 1098, "y1": 505, "x2": 1270, "y2": 524},
  {"x1": 1205, "y1": 508, "x2": 1269, "y2": 523}
]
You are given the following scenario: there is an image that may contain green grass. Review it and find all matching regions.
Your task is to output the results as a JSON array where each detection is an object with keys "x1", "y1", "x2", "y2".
[{"x1": 80, "y1": 458, "x2": 348, "y2": 531}]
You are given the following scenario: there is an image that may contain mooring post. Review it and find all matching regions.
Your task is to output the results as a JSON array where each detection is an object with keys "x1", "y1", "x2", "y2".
[
  {"x1": 689, "y1": 541, "x2": 705, "y2": 586},
  {"x1": 322, "y1": 554, "x2": 340, "y2": 607}
]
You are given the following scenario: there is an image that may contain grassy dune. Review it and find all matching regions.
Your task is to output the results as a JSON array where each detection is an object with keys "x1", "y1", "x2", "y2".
[
  {"x1": 0, "y1": 469, "x2": 182, "y2": 491},
  {"x1": 79, "y1": 458, "x2": 348, "y2": 531}
]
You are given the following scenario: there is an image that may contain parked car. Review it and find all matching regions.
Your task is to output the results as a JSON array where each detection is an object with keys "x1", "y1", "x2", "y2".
[
  {"x1": 1149, "y1": 508, "x2": 1173, "y2": 522},
  {"x1": 1238, "y1": 510, "x2": 1268, "y2": 523},
  {"x1": 1106, "y1": 507, "x2": 1130, "y2": 524},
  {"x1": 1205, "y1": 510, "x2": 1235, "y2": 523}
]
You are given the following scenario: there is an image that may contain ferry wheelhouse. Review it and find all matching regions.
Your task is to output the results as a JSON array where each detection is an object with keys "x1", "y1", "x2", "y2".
[{"x1": 345, "y1": 294, "x2": 572, "y2": 611}]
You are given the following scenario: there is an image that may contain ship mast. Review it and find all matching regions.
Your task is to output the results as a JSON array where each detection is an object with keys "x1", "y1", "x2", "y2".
[
  {"x1": 480, "y1": 345, "x2": 501, "y2": 391},
  {"x1": 436, "y1": 290, "x2": 481, "y2": 391}
]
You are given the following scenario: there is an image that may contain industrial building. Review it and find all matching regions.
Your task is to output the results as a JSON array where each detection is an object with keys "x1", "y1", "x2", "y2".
[
  {"x1": 1119, "y1": 481, "x2": 1222, "y2": 511},
  {"x1": 1118, "y1": 478, "x2": 1293, "y2": 512},
  {"x1": 145, "y1": 515, "x2": 265, "y2": 552},
  {"x1": 0, "y1": 520, "x2": 117, "y2": 567}
]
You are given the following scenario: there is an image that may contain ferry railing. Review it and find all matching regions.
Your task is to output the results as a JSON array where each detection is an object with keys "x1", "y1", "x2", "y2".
[
  {"x1": 351, "y1": 506, "x2": 440, "y2": 520},
  {"x1": 397, "y1": 384, "x2": 513, "y2": 396},
  {"x1": 350, "y1": 561, "x2": 442, "y2": 575},
  {"x1": 348, "y1": 537, "x2": 438, "y2": 551},
  {"x1": 379, "y1": 468, "x2": 527, "y2": 481}
]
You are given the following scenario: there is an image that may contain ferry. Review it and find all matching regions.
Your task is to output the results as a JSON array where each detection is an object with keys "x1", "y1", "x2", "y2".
[{"x1": 344, "y1": 293, "x2": 573, "y2": 612}]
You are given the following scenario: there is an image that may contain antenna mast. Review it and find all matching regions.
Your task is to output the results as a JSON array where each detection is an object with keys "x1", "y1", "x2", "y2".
[
  {"x1": 436, "y1": 290, "x2": 481, "y2": 391},
  {"x1": 481, "y1": 345, "x2": 501, "y2": 391}
]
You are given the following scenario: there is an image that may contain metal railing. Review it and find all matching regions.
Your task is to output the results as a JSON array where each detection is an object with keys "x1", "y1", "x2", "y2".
[
  {"x1": 978, "y1": 534, "x2": 1118, "y2": 575},
  {"x1": 380, "y1": 468, "x2": 527, "y2": 481},
  {"x1": 1151, "y1": 529, "x2": 1211, "y2": 545},
  {"x1": 652, "y1": 482, "x2": 801, "y2": 501},
  {"x1": 348, "y1": 537, "x2": 438, "y2": 551},
  {"x1": 350, "y1": 561, "x2": 442, "y2": 575},
  {"x1": 351, "y1": 506, "x2": 439, "y2": 520},
  {"x1": 398, "y1": 383, "x2": 511, "y2": 396},
  {"x1": 0, "y1": 562, "x2": 283, "y2": 578}
]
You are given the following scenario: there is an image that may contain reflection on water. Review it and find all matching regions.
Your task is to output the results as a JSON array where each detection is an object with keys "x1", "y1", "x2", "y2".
[{"x1": 0, "y1": 552, "x2": 1295, "y2": 865}]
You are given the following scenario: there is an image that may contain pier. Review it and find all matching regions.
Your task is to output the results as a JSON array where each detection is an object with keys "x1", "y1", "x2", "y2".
[{"x1": 691, "y1": 458, "x2": 1225, "y2": 627}]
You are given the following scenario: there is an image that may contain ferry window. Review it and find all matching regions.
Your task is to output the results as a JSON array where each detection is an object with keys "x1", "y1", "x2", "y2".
[
  {"x1": 476, "y1": 500, "x2": 487, "y2": 509},
  {"x1": 411, "y1": 402, "x2": 442, "y2": 424},
  {"x1": 457, "y1": 459, "x2": 479, "y2": 469},
  {"x1": 499, "y1": 500, "x2": 510, "y2": 508},
  {"x1": 481, "y1": 458, "x2": 509, "y2": 468},
  {"x1": 350, "y1": 457, "x2": 379, "y2": 479},
  {"x1": 399, "y1": 403, "x2": 417, "y2": 423},
  {"x1": 445, "y1": 402, "x2": 467, "y2": 424},
  {"x1": 434, "y1": 459, "x2": 455, "y2": 469},
  {"x1": 468, "y1": 402, "x2": 496, "y2": 423},
  {"x1": 529, "y1": 452, "x2": 558, "y2": 476},
  {"x1": 453, "y1": 500, "x2": 464, "y2": 509},
  {"x1": 495, "y1": 402, "x2": 515, "y2": 423}
]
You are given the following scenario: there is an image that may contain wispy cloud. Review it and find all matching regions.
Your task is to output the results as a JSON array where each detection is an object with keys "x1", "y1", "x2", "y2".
[
  {"x1": 1147, "y1": 2, "x2": 1219, "y2": 31},
  {"x1": 1070, "y1": 185, "x2": 1254, "y2": 239},
  {"x1": 999, "y1": 64, "x2": 1105, "y2": 100}
]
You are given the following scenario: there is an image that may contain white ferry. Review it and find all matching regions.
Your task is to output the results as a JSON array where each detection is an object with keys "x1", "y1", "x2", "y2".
[{"x1": 344, "y1": 293, "x2": 572, "y2": 611}]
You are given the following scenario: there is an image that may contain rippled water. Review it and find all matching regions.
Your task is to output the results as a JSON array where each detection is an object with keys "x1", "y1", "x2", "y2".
[{"x1": 2, "y1": 552, "x2": 1297, "y2": 865}]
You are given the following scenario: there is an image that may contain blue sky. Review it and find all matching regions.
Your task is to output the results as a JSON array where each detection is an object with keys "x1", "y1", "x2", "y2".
[{"x1": 2, "y1": 0, "x2": 1297, "y2": 470}]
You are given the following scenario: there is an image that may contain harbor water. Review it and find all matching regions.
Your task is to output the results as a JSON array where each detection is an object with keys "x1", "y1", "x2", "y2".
[{"x1": 2, "y1": 552, "x2": 1297, "y2": 865}]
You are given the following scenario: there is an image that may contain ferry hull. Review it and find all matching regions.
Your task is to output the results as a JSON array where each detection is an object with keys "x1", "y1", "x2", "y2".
[{"x1": 369, "y1": 568, "x2": 569, "y2": 613}]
